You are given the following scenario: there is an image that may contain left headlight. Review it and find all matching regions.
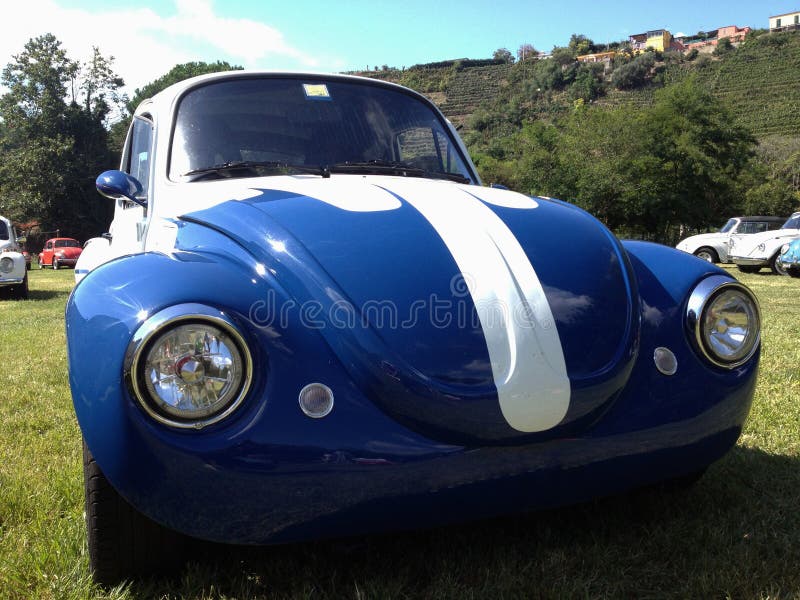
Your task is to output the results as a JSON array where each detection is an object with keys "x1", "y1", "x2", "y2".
[
  {"x1": 686, "y1": 276, "x2": 760, "y2": 369},
  {"x1": 0, "y1": 256, "x2": 13, "y2": 273},
  {"x1": 125, "y1": 304, "x2": 253, "y2": 429}
]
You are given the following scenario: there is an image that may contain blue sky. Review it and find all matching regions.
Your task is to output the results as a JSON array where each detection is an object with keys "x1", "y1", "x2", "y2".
[{"x1": 3, "y1": 0, "x2": 799, "y2": 95}]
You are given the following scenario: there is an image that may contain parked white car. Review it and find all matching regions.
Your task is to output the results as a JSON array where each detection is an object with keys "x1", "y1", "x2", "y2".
[
  {"x1": 676, "y1": 216, "x2": 785, "y2": 263},
  {"x1": 729, "y1": 212, "x2": 800, "y2": 274},
  {"x1": 0, "y1": 249, "x2": 28, "y2": 299}
]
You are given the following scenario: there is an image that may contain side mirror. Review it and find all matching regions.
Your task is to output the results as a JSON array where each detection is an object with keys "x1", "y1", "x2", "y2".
[{"x1": 96, "y1": 170, "x2": 147, "y2": 208}]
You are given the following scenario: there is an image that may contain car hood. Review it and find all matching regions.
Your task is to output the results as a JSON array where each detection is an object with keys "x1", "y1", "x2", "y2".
[{"x1": 181, "y1": 176, "x2": 639, "y2": 443}]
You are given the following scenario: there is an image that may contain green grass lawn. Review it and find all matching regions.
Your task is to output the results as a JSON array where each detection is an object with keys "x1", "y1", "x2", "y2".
[{"x1": 0, "y1": 266, "x2": 798, "y2": 599}]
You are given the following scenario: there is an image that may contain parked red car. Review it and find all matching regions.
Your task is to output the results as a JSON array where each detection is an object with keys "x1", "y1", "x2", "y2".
[{"x1": 39, "y1": 237, "x2": 82, "y2": 269}]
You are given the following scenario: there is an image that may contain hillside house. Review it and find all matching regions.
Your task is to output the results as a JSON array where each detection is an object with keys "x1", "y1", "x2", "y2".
[
  {"x1": 576, "y1": 51, "x2": 617, "y2": 64},
  {"x1": 770, "y1": 11, "x2": 800, "y2": 32},
  {"x1": 678, "y1": 25, "x2": 752, "y2": 51},
  {"x1": 629, "y1": 29, "x2": 685, "y2": 53}
]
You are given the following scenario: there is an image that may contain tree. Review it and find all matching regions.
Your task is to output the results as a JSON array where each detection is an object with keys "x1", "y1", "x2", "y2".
[
  {"x1": 568, "y1": 34, "x2": 596, "y2": 56},
  {"x1": 517, "y1": 44, "x2": 537, "y2": 62},
  {"x1": 492, "y1": 48, "x2": 514, "y2": 63},
  {"x1": 610, "y1": 52, "x2": 655, "y2": 89},
  {"x1": 125, "y1": 61, "x2": 242, "y2": 116},
  {"x1": 713, "y1": 37, "x2": 734, "y2": 56},
  {"x1": 0, "y1": 34, "x2": 123, "y2": 241}
]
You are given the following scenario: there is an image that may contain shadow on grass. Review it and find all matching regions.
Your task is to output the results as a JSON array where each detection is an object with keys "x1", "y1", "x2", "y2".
[
  {"x1": 121, "y1": 444, "x2": 799, "y2": 599},
  {"x1": 25, "y1": 289, "x2": 70, "y2": 301}
]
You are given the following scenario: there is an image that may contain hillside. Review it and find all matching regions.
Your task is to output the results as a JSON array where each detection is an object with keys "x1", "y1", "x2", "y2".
[{"x1": 353, "y1": 30, "x2": 800, "y2": 140}]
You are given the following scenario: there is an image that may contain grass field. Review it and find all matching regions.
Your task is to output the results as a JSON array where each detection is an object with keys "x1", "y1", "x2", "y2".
[{"x1": 0, "y1": 266, "x2": 798, "y2": 599}]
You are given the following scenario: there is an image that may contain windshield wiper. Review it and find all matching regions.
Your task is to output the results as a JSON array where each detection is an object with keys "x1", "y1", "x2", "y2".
[
  {"x1": 182, "y1": 161, "x2": 328, "y2": 182},
  {"x1": 328, "y1": 160, "x2": 470, "y2": 183}
]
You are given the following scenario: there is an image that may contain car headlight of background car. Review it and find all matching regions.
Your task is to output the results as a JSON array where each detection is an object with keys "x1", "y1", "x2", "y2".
[
  {"x1": 0, "y1": 256, "x2": 14, "y2": 273},
  {"x1": 124, "y1": 303, "x2": 253, "y2": 429},
  {"x1": 686, "y1": 276, "x2": 760, "y2": 369}
]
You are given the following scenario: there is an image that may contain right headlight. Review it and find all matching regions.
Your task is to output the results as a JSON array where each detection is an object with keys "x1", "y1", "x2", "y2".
[
  {"x1": 686, "y1": 276, "x2": 760, "y2": 369},
  {"x1": 125, "y1": 304, "x2": 253, "y2": 429}
]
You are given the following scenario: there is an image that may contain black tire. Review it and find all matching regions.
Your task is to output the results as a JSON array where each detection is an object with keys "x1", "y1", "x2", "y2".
[
  {"x1": 11, "y1": 273, "x2": 28, "y2": 300},
  {"x1": 771, "y1": 253, "x2": 788, "y2": 276},
  {"x1": 53, "y1": 258, "x2": 59, "y2": 270},
  {"x1": 789, "y1": 267, "x2": 800, "y2": 278},
  {"x1": 83, "y1": 440, "x2": 187, "y2": 585},
  {"x1": 694, "y1": 247, "x2": 719, "y2": 263},
  {"x1": 737, "y1": 265, "x2": 761, "y2": 274}
]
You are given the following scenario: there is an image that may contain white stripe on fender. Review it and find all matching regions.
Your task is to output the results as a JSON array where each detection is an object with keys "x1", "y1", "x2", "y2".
[{"x1": 387, "y1": 180, "x2": 571, "y2": 432}]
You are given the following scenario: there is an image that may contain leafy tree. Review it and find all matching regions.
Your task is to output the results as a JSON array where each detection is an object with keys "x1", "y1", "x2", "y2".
[
  {"x1": 568, "y1": 65, "x2": 603, "y2": 102},
  {"x1": 492, "y1": 48, "x2": 514, "y2": 63},
  {"x1": 610, "y1": 52, "x2": 655, "y2": 89},
  {"x1": 568, "y1": 34, "x2": 596, "y2": 56},
  {"x1": 551, "y1": 46, "x2": 577, "y2": 66},
  {"x1": 713, "y1": 37, "x2": 734, "y2": 56},
  {"x1": 0, "y1": 34, "x2": 122, "y2": 241}
]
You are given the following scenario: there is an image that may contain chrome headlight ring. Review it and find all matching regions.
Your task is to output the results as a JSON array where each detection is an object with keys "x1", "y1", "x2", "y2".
[
  {"x1": 124, "y1": 303, "x2": 253, "y2": 429},
  {"x1": 686, "y1": 276, "x2": 761, "y2": 369},
  {"x1": 0, "y1": 256, "x2": 14, "y2": 273}
]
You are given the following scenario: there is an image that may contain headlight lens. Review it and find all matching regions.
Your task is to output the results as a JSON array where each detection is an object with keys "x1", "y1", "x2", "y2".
[
  {"x1": 780, "y1": 243, "x2": 789, "y2": 255},
  {"x1": 0, "y1": 257, "x2": 13, "y2": 273},
  {"x1": 126, "y1": 305, "x2": 253, "y2": 428},
  {"x1": 687, "y1": 276, "x2": 760, "y2": 369}
]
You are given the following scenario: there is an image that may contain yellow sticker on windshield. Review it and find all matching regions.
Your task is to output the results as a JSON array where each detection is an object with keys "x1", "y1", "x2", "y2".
[{"x1": 303, "y1": 83, "x2": 331, "y2": 100}]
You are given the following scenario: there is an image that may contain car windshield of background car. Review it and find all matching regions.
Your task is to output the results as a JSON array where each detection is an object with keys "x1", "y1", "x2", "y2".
[{"x1": 781, "y1": 215, "x2": 800, "y2": 229}]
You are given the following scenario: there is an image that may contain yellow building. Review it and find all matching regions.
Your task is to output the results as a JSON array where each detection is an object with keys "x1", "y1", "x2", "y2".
[
  {"x1": 629, "y1": 29, "x2": 673, "y2": 53},
  {"x1": 770, "y1": 11, "x2": 800, "y2": 32}
]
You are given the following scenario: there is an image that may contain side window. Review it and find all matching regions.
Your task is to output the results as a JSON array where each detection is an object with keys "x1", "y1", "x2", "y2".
[
  {"x1": 396, "y1": 127, "x2": 468, "y2": 176},
  {"x1": 739, "y1": 222, "x2": 756, "y2": 234},
  {"x1": 46, "y1": 241, "x2": 53, "y2": 249},
  {"x1": 0, "y1": 221, "x2": 8, "y2": 241},
  {"x1": 127, "y1": 116, "x2": 154, "y2": 199}
]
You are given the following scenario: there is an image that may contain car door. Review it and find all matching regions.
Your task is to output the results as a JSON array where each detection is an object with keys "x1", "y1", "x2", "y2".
[
  {"x1": 42, "y1": 240, "x2": 54, "y2": 266},
  {"x1": 109, "y1": 115, "x2": 153, "y2": 256}
]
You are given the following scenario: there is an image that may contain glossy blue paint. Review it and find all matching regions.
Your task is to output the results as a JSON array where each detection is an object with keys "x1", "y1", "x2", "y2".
[
  {"x1": 181, "y1": 189, "x2": 640, "y2": 443},
  {"x1": 95, "y1": 170, "x2": 145, "y2": 207},
  {"x1": 67, "y1": 202, "x2": 758, "y2": 545},
  {"x1": 780, "y1": 237, "x2": 800, "y2": 273}
]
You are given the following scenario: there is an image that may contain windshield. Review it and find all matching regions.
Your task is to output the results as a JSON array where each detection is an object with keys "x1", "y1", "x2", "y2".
[
  {"x1": 719, "y1": 218, "x2": 737, "y2": 233},
  {"x1": 170, "y1": 77, "x2": 474, "y2": 183},
  {"x1": 782, "y1": 215, "x2": 800, "y2": 229},
  {"x1": 55, "y1": 239, "x2": 80, "y2": 248}
]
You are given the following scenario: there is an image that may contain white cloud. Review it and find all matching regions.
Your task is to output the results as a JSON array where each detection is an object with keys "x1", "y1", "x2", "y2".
[{"x1": 0, "y1": 0, "x2": 323, "y2": 97}]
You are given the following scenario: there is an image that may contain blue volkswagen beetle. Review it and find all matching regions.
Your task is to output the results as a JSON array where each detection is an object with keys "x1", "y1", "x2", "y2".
[
  {"x1": 779, "y1": 238, "x2": 800, "y2": 277},
  {"x1": 67, "y1": 72, "x2": 762, "y2": 584}
]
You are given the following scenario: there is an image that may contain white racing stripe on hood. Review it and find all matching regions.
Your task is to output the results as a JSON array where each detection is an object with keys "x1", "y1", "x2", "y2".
[
  {"x1": 253, "y1": 175, "x2": 570, "y2": 432},
  {"x1": 385, "y1": 180, "x2": 570, "y2": 433}
]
